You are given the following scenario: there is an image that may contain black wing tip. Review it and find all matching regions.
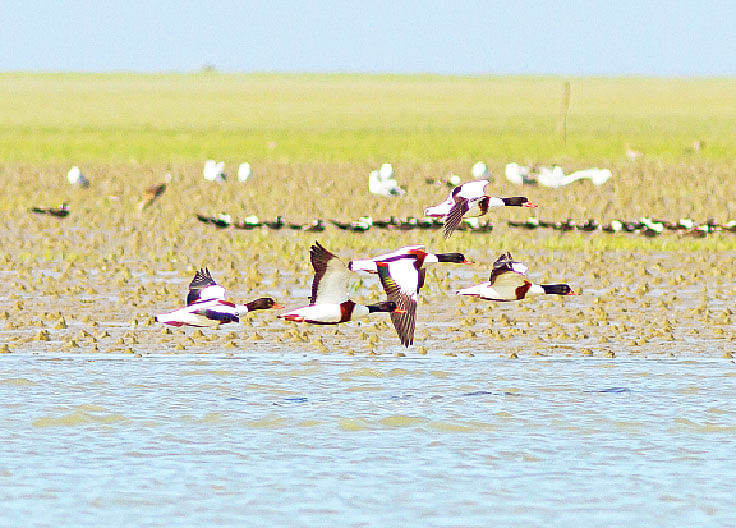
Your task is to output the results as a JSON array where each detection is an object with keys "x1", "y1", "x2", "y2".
[
  {"x1": 494, "y1": 252, "x2": 514, "y2": 267},
  {"x1": 442, "y1": 221, "x2": 455, "y2": 239},
  {"x1": 390, "y1": 301, "x2": 416, "y2": 349},
  {"x1": 189, "y1": 267, "x2": 217, "y2": 289},
  {"x1": 310, "y1": 241, "x2": 332, "y2": 258}
]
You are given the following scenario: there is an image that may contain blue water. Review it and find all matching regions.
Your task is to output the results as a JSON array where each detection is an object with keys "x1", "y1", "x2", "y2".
[{"x1": 2, "y1": 354, "x2": 735, "y2": 527}]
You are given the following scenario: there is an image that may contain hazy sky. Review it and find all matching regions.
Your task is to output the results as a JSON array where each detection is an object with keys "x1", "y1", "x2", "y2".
[{"x1": 3, "y1": 1, "x2": 735, "y2": 75}]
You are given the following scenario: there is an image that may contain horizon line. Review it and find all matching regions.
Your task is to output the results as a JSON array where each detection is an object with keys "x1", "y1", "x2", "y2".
[{"x1": 2, "y1": 70, "x2": 735, "y2": 80}]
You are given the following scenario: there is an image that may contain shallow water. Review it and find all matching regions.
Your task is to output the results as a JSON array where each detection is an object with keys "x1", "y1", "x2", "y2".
[{"x1": 2, "y1": 353, "x2": 735, "y2": 527}]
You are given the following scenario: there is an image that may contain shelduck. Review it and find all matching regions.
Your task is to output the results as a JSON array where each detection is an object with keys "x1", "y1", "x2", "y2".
[
  {"x1": 264, "y1": 216, "x2": 285, "y2": 230},
  {"x1": 234, "y1": 216, "x2": 262, "y2": 230},
  {"x1": 349, "y1": 245, "x2": 471, "y2": 274},
  {"x1": 457, "y1": 252, "x2": 575, "y2": 301},
  {"x1": 155, "y1": 268, "x2": 281, "y2": 327},
  {"x1": 30, "y1": 203, "x2": 70, "y2": 218},
  {"x1": 279, "y1": 242, "x2": 403, "y2": 325},
  {"x1": 424, "y1": 179, "x2": 537, "y2": 238},
  {"x1": 349, "y1": 245, "x2": 471, "y2": 347}
]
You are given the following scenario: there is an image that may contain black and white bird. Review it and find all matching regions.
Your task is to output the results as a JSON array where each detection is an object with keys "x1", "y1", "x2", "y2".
[
  {"x1": 30, "y1": 203, "x2": 70, "y2": 217},
  {"x1": 456, "y1": 252, "x2": 575, "y2": 301},
  {"x1": 424, "y1": 179, "x2": 537, "y2": 238},
  {"x1": 348, "y1": 245, "x2": 471, "y2": 273},
  {"x1": 349, "y1": 245, "x2": 472, "y2": 347},
  {"x1": 155, "y1": 268, "x2": 281, "y2": 327},
  {"x1": 279, "y1": 242, "x2": 403, "y2": 324}
]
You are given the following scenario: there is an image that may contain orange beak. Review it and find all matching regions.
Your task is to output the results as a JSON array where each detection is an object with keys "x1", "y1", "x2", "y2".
[
  {"x1": 567, "y1": 291, "x2": 578, "y2": 296},
  {"x1": 272, "y1": 303, "x2": 285, "y2": 309},
  {"x1": 463, "y1": 260, "x2": 474, "y2": 265},
  {"x1": 394, "y1": 307, "x2": 407, "y2": 313}
]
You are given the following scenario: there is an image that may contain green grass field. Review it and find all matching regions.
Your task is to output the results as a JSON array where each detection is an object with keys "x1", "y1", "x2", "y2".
[
  {"x1": 2, "y1": 73, "x2": 735, "y2": 162},
  {"x1": 2, "y1": 73, "x2": 736, "y2": 249}
]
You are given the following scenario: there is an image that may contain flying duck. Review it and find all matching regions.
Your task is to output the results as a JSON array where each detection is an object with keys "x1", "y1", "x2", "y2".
[
  {"x1": 279, "y1": 242, "x2": 403, "y2": 324},
  {"x1": 155, "y1": 268, "x2": 282, "y2": 327},
  {"x1": 457, "y1": 252, "x2": 575, "y2": 301},
  {"x1": 424, "y1": 179, "x2": 537, "y2": 238},
  {"x1": 349, "y1": 246, "x2": 471, "y2": 347},
  {"x1": 348, "y1": 245, "x2": 471, "y2": 274}
]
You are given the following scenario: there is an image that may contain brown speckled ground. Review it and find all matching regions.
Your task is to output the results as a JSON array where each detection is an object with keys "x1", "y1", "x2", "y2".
[{"x1": 2, "y1": 161, "x2": 734, "y2": 358}]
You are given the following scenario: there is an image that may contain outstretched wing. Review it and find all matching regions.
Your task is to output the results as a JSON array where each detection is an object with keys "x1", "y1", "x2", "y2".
[
  {"x1": 443, "y1": 197, "x2": 470, "y2": 238},
  {"x1": 193, "y1": 307, "x2": 240, "y2": 324},
  {"x1": 374, "y1": 245, "x2": 424, "y2": 261},
  {"x1": 349, "y1": 245, "x2": 425, "y2": 273},
  {"x1": 490, "y1": 252, "x2": 529, "y2": 283},
  {"x1": 310, "y1": 242, "x2": 350, "y2": 305},
  {"x1": 489, "y1": 266, "x2": 528, "y2": 299},
  {"x1": 456, "y1": 179, "x2": 490, "y2": 199},
  {"x1": 187, "y1": 268, "x2": 225, "y2": 305},
  {"x1": 377, "y1": 261, "x2": 421, "y2": 347}
]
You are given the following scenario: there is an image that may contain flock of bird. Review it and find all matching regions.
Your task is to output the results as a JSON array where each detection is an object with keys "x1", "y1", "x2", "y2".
[
  {"x1": 155, "y1": 179, "x2": 576, "y2": 348},
  {"x1": 193, "y1": 212, "x2": 733, "y2": 237}
]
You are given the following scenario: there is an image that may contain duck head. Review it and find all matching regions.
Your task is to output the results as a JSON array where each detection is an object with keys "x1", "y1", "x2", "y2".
[
  {"x1": 502, "y1": 197, "x2": 538, "y2": 208},
  {"x1": 246, "y1": 298, "x2": 284, "y2": 311},
  {"x1": 367, "y1": 301, "x2": 406, "y2": 313}
]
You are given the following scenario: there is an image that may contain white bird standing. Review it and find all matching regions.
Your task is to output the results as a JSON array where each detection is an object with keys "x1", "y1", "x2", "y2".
[
  {"x1": 155, "y1": 268, "x2": 281, "y2": 327},
  {"x1": 203, "y1": 160, "x2": 226, "y2": 182},
  {"x1": 368, "y1": 163, "x2": 405, "y2": 197},
  {"x1": 67, "y1": 166, "x2": 89, "y2": 187},
  {"x1": 457, "y1": 252, "x2": 576, "y2": 301},
  {"x1": 279, "y1": 243, "x2": 403, "y2": 325},
  {"x1": 424, "y1": 179, "x2": 537, "y2": 238},
  {"x1": 471, "y1": 161, "x2": 488, "y2": 179},
  {"x1": 238, "y1": 162, "x2": 251, "y2": 182}
]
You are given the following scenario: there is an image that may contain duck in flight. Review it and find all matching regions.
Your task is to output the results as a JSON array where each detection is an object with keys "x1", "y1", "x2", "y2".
[
  {"x1": 424, "y1": 179, "x2": 537, "y2": 238},
  {"x1": 349, "y1": 245, "x2": 472, "y2": 347},
  {"x1": 279, "y1": 242, "x2": 403, "y2": 324},
  {"x1": 155, "y1": 268, "x2": 282, "y2": 327},
  {"x1": 348, "y1": 245, "x2": 471, "y2": 273},
  {"x1": 456, "y1": 252, "x2": 575, "y2": 301}
]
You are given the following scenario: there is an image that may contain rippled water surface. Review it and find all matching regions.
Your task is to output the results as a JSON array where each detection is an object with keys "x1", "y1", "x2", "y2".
[{"x1": 2, "y1": 354, "x2": 736, "y2": 527}]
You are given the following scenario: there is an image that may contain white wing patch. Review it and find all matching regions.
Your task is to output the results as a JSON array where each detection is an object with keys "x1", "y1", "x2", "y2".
[
  {"x1": 456, "y1": 179, "x2": 489, "y2": 200},
  {"x1": 489, "y1": 270, "x2": 527, "y2": 300},
  {"x1": 314, "y1": 258, "x2": 351, "y2": 305},
  {"x1": 372, "y1": 245, "x2": 424, "y2": 262},
  {"x1": 386, "y1": 259, "x2": 420, "y2": 299},
  {"x1": 198, "y1": 284, "x2": 226, "y2": 301}
]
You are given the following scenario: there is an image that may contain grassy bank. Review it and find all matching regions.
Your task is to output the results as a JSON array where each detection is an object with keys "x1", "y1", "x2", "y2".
[{"x1": 2, "y1": 73, "x2": 735, "y2": 163}]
